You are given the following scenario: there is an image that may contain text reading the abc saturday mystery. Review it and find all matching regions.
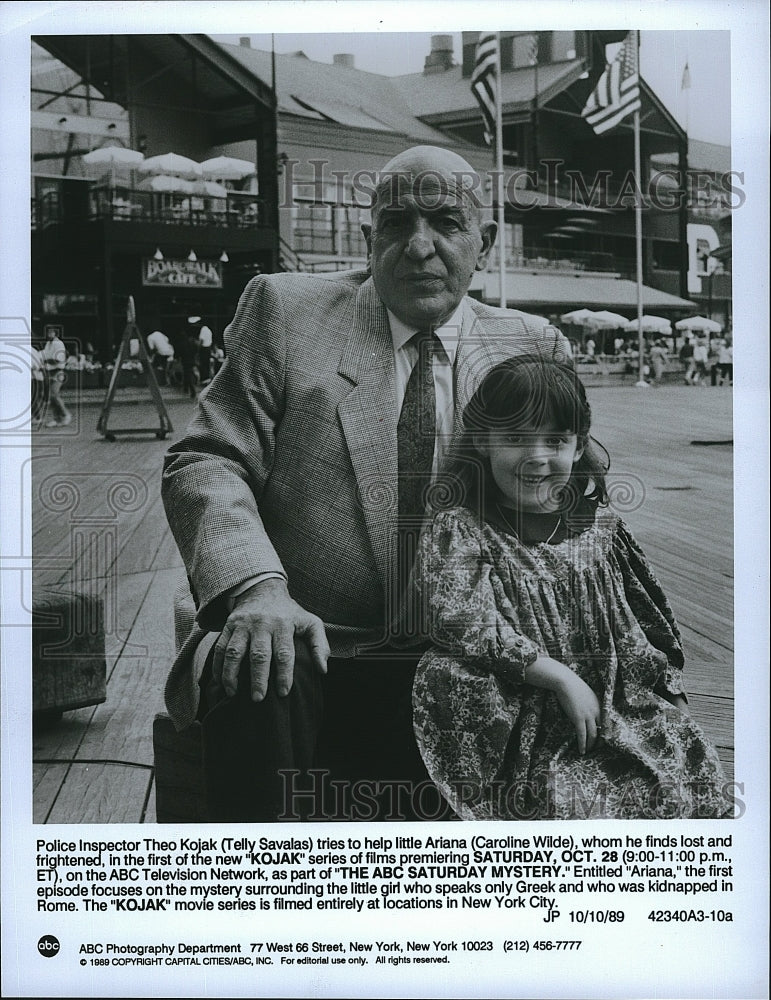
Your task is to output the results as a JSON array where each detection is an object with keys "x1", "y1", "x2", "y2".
[{"x1": 35, "y1": 832, "x2": 734, "y2": 920}]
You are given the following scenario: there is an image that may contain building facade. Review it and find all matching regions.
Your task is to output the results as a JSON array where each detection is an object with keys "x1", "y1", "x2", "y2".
[{"x1": 32, "y1": 30, "x2": 721, "y2": 360}]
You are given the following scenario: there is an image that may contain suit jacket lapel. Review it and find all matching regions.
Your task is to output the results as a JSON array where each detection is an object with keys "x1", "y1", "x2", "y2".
[{"x1": 337, "y1": 278, "x2": 398, "y2": 591}]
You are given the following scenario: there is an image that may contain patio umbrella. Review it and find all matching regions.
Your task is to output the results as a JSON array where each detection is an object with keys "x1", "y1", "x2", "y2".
[
  {"x1": 81, "y1": 145, "x2": 144, "y2": 186},
  {"x1": 560, "y1": 308, "x2": 597, "y2": 325},
  {"x1": 675, "y1": 315, "x2": 723, "y2": 334},
  {"x1": 624, "y1": 315, "x2": 672, "y2": 335},
  {"x1": 137, "y1": 152, "x2": 202, "y2": 179},
  {"x1": 137, "y1": 174, "x2": 195, "y2": 193},
  {"x1": 191, "y1": 179, "x2": 229, "y2": 198},
  {"x1": 586, "y1": 310, "x2": 628, "y2": 329},
  {"x1": 199, "y1": 155, "x2": 255, "y2": 180}
]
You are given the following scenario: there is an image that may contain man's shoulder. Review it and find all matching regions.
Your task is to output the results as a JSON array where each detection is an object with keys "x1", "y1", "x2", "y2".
[
  {"x1": 466, "y1": 296, "x2": 552, "y2": 332},
  {"x1": 251, "y1": 268, "x2": 370, "y2": 302}
]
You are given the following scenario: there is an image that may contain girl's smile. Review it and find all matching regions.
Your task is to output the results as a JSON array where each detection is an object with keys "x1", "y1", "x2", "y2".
[{"x1": 476, "y1": 423, "x2": 584, "y2": 513}]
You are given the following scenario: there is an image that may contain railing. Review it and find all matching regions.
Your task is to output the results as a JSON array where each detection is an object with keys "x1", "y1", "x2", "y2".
[
  {"x1": 31, "y1": 184, "x2": 268, "y2": 230},
  {"x1": 278, "y1": 240, "x2": 366, "y2": 274},
  {"x1": 490, "y1": 244, "x2": 635, "y2": 277}
]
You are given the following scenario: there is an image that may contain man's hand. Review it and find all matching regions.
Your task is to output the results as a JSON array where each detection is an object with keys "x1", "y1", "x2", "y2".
[{"x1": 212, "y1": 579, "x2": 329, "y2": 702}]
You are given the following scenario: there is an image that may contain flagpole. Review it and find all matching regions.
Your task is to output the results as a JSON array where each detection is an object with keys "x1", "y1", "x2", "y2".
[
  {"x1": 495, "y1": 34, "x2": 506, "y2": 308},
  {"x1": 633, "y1": 32, "x2": 646, "y2": 387}
]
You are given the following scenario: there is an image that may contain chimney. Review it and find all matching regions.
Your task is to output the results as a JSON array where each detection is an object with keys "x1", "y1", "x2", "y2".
[
  {"x1": 424, "y1": 34, "x2": 455, "y2": 74},
  {"x1": 333, "y1": 53, "x2": 355, "y2": 69},
  {"x1": 239, "y1": 36, "x2": 251, "y2": 48}
]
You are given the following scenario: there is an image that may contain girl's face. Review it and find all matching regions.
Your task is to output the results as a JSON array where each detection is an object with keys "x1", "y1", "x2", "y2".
[{"x1": 476, "y1": 421, "x2": 584, "y2": 513}]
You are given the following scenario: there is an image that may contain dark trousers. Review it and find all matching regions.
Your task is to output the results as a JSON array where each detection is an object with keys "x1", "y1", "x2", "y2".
[{"x1": 198, "y1": 640, "x2": 450, "y2": 822}]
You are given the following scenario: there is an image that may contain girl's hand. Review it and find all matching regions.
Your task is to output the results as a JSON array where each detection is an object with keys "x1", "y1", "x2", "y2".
[
  {"x1": 554, "y1": 673, "x2": 602, "y2": 755},
  {"x1": 524, "y1": 656, "x2": 602, "y2": 754}
]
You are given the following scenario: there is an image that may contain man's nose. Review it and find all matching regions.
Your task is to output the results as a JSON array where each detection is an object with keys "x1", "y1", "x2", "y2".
[{"x1": 404, "y1": 218, "x2": 435, "y2": 259}]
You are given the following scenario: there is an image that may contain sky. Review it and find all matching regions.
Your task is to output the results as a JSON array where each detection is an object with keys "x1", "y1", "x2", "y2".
[{"x1": 217, "y1": 30, "x2": 730, "y2": 146}]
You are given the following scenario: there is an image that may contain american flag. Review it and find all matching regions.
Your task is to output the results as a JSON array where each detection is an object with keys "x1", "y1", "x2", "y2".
[
  {"x1": 581, "y1": 31, "x2": 641, "y2": 135},
  {"x1": 471, "y1": 32, "x2": 498, "y2": 145}
]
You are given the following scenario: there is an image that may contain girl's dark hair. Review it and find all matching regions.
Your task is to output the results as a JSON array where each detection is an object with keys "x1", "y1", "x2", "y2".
[{"x1": 434, "y1": 354, "x2": 609, "y2": 518}]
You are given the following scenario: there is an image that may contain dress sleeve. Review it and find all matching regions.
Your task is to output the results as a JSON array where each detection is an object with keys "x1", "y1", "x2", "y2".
[
  {"x1": 613, "y1": 518, "x2": 686, "y2": 695},
  {"x1": 415, "y1": 509, "x2": 539, "y2": 682}
]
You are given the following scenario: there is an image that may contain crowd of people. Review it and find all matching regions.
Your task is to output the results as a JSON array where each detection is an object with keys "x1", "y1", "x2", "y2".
[
  {"x1": 567, "y1": 331, "x2": 733, "y2": 388},
  {"x1": 31, "y1": 316, "x2": 226, "y2": 427}
]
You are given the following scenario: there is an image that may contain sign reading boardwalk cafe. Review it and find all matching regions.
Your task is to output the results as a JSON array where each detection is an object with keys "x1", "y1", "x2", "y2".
[{"x1": 142, "y1": 257, "x2": 223, "y2": 288}]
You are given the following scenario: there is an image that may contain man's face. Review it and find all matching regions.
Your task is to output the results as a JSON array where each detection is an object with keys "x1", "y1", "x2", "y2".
[{"x1": 364, "y1": 172, "x2": 495, "y2": 329}]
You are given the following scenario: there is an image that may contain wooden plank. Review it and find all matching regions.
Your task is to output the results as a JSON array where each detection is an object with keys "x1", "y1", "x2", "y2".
[
  {"x1": 150, "y1": 524, "x2": 186, "y2": 572},
  {"x1": 33, "y1": 763, "x2": 69, "y2": 824},
  {"x1": 688, "y1": 692, "x2": 733, "y2": 749},
  {"x1": 47, "y1": 764, "x2": 153, "y2": 824},
  {"x1": 30, "y1": 386, "x2": 735, "y2": 823},
  {"x1": 73, "y1": 655, "x2": 167, "y2": 769},
  {"x1": 115, "y1": 494, "x2": 175, "y2": 577},
  {"x1": 33, "y1": 704, "x2": 99, "y2": 762}
]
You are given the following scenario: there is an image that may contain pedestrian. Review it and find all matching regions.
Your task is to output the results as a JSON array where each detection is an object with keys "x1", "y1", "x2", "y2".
[
  {"x1": 161, "y1": 144, "x2": 571, "y2": 822},
  {"x1": 411, "y1": 355, "x2": 729, "y2": 820},
  {"x1": 197, "y1": 319, "x2": 213, "y2": 385},
  {"x1": 179, "y1": 320, "x2": 201, "y2": 398},
  {"x1": 30, "y1": 344, "x2": 46, "y2": 426},
  {"x1": 679, "y1": 337, "x2": 695, "y2": 384},
  {"x1": 718, "y1": 337, "x2": 733, "y2": 385},
  {"x1": 40, "y1": 327, "x2": 72, "y2": 427},
  {"x1": 709, "y1": 337, "x2": 723, "y2": 386},
  {"x1": 147, "y1": 327, "x2": 175, "y2": 385},
  {"x1": 692, "y1": 336, "x2": 709, "y2": 385},
  {"x1": 584, "y1": 336, "x2": 595, "y2": 358},
  {"x1": 649, "y1": 338, "x2": 667, "y2": 385}
]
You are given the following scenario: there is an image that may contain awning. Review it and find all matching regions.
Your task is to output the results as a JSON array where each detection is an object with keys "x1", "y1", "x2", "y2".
[{"x1": 476, "y1": 271, "x2": 695, "y2": 312}]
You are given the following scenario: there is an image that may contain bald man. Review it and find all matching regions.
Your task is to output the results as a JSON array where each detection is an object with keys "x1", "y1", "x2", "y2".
[{"x1": 162, "y1": 145, "x2": 569, "y2": 821}]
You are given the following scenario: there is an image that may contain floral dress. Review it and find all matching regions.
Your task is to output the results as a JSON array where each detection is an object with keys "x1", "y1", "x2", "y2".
[{"x1": 412, "y1": 505, "x2": 729, "y2": 820}]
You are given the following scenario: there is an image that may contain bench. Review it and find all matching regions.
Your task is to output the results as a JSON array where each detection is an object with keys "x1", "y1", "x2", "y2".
[{"x1": 33, "y1": 589, "x2": 106, "y2": 726}]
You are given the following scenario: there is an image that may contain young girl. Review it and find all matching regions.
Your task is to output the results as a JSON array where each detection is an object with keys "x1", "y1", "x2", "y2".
[{"x1": 412, "y1": 355, "x2": 729, "y2": 820}]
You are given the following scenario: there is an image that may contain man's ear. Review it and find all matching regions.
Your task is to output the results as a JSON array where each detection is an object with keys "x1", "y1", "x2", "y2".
[{"x1": 475, "y1": 220, "x2": 497, "y2": 271}]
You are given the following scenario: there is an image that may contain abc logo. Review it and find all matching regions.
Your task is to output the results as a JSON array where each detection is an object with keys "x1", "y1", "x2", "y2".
[{"x1": 38, "y1": 935, "x2": 60, "y2": 958}]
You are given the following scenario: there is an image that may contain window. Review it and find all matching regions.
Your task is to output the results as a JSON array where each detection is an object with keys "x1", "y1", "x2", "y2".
[
  {"x1": 549, "y1": 31, "x2": 578, "y2": 62},
  {"x1": 337, "y1": 207, "x2": 369, "y2": 257},
  {"x1": 292, "y1": 204, "x2": 334, "y2": 253},
  {"x1": 511, "y1": 34, "x2": 539, "y2": 69},
  {"x1": 652, "y1": 240, "x2": 681, "y2": 271}
]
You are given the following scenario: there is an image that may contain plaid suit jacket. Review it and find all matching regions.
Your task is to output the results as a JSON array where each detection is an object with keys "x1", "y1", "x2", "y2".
[{"x1": 162, "y1": 270, "x2": 569, "y2": 728}]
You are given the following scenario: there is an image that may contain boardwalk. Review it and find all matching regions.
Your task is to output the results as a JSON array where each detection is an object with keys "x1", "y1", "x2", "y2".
[{"x1": 31, "y1": 383, "x2": 734, "y2": 823}]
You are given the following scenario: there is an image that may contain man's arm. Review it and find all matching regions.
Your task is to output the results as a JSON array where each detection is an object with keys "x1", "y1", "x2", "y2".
[{"x1": 162, "y1": 275, "x2": 328, "y2": 696}]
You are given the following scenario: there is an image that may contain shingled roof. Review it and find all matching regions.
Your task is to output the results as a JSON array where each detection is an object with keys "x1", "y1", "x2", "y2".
[
  {"x1": 220, "y1": 40, "x2": 454, "y2": 143},
  {"x1": 391, "y1": 60, "x2": 586, "y2": 120}
]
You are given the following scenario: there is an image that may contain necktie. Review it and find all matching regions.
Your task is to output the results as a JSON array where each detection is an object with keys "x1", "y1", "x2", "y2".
[{"x1": 395, "y1": 330, "x2": 437, "y2": 627}]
